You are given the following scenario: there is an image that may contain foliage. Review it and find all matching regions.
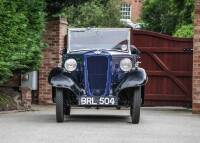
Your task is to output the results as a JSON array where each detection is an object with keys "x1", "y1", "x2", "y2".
[
  {"x1": 0, "y1": 0, "x2": 46, "y2": 83},
  {"x1": 102, "y1": 0, "x2": 123, "y2": 27},
  {"x1": 54, "y1": 0, "x2": 123, "y2": 27},
  {"x1": 46, "y1": 0, "x2": 113, "y2": 17},
  {"x1": 141, "y1": 0, "x2": 194, "y2": 36},
  {"x1": 46, "y1": 0, "x2": 90, "y2": 17},
  {"x1": 173, "y1": 24, "x2": 194, "y2": 38}
]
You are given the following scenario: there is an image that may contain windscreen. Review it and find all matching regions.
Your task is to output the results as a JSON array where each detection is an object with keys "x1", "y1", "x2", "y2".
[{"x1": 68, "y1": 28, "x2": 130, "y2": 52}]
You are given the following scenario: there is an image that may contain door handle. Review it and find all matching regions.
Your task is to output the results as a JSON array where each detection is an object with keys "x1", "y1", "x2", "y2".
[{"x1": 183, "y1": 48, "x2": 193, "y2": 52}]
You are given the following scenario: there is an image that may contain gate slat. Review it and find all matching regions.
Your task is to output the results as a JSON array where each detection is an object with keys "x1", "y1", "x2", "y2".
[{"x1": 131, "y1": 30, "x2": 193, "y2": 107}]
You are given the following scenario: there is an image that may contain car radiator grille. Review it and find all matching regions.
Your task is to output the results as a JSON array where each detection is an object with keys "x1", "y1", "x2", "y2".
[{"x1": 85, "y1": 56, "x2": 111, "y2": 96}]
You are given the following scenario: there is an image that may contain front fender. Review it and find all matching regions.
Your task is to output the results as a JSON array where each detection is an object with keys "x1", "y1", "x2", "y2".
[
  {"x1": 48, "y1": 67, "x2": 81, "y2": 96},
  {"x1": 115, "y1": 68, "x2": 147, "y2": 93}
]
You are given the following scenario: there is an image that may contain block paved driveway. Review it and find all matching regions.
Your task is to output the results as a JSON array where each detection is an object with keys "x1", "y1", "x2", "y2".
[{"x1": 0, "y1": 105, "x2": 200, "y2": 143}]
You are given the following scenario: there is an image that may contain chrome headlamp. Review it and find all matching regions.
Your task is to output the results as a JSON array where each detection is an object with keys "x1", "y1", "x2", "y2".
[
  {"x1": 120, "y1": 58, "x2": 132, "y2": 72},
  {"x1": 64, "y1": 59, "x2": 77, "y2": 72}
]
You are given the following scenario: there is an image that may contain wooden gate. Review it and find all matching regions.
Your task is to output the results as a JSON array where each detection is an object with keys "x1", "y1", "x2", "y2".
[{"x1": 131, "y1": 30, "x2": 193, "y2": 106}]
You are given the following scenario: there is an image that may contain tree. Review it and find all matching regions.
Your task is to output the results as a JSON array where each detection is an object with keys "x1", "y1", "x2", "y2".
[
  {"x1": 0, "y1": 0, "x2": 46, "y2": 83},
  {"x1": 173, "y1": 0, "x2": 194, "y2": 26},
  {"x1": 52, "y1": 0, "x2": 123, "y2": 27},
  {"x1": 45, "y1": 0, "x2": 113, "y2": 17},
  {"x1": 46, "y1": 0, "x2": 90, "y2": 17},
  {"x1": 141, "y1": 0, "x2": 194, "y2": 36}
]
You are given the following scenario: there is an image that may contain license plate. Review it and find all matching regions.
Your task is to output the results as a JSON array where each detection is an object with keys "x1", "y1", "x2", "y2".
[{"x1": 78, "y1": 96, "x2": 117, "y2": 105}]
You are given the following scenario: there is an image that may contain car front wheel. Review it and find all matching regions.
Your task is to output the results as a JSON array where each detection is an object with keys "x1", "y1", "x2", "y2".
[
  {"x1": 130, "y1": 87, "x2": 141, "y2": 124},
  {"x1": 56, "y1": 88, "x2": 64, "y2": 123}
]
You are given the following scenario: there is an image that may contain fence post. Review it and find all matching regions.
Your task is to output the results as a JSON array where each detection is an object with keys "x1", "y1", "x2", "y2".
[{"x1": 193, "y1": 0, "x2": 200, "y2": 113}]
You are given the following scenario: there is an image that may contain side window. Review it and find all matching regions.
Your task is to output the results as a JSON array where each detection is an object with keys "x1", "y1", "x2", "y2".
[{"x1": 121, "y1": 3, "x2": 131, "y2": 20}]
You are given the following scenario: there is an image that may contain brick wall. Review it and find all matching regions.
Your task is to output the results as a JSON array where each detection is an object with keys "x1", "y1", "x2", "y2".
[
  {"x1": 122, "y1": 0, "x2": 143, "y2": 22},
  {"x1": 38, "y1": 18, "x2": 67, "y2": 104},
  {"x1": 193, "y1": 0, "x2": 200, "y2": 113}
]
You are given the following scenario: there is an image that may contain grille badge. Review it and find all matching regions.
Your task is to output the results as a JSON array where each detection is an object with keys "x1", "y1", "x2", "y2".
[{"x1": 94, "y1": 50, "x2": 102, "y2": 55}]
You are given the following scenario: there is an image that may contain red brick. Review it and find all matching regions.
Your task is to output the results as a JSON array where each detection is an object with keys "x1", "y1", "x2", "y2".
[
  {"x1": 192, "y1": 103, "x2": 200, "y2": 113},
  {"x1": 193, "y1": 0, "x2": 200, "y2": 113},
  {"x1": 38, "y1": 17, "x2": 68, "y2": 105},
  {"x1": 21, "y1": 87, "x2": 32, "y2": 109}
]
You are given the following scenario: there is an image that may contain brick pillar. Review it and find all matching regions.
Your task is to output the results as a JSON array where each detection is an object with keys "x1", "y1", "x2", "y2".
[
  {"x1": 21, "y1": 87, "x2": 32, "y2": 110},
  {"x1": 38, "y1": 17, "x2": 68, "y2": 104},
  {"x1": 193, "y1": 0, "x2": 200, "y2": 113}
]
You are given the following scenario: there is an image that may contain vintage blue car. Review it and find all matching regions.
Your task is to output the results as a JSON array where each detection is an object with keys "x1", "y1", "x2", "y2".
[{"x1": 48, "y1": 28, "x2": 147, "y2": 124}]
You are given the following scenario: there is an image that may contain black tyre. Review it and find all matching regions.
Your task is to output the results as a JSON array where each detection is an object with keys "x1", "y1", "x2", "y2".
[
  {"x1": 63, "y1": 91, "x2": 71, "y2": 116},
  {"x1": 116, "y1": 106, "x2": 121, "y2": 110},
  {"x1": 130, "y1": 87, "x2": 141, "y2": 124},
  {"x1": 64, "y1": 105, "x2": 71, "y2": 115},
  {"x1": 56, "y1": 88, "x2": 64, "y2": 123}
]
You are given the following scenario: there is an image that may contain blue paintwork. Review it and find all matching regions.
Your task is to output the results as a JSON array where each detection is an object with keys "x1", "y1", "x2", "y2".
[
  {"x1": 61, "y1": 50, "x2": 135, "y2": 96},
  {"x1": 84, "y1": 51, "x2": 112, "y2": 96}
]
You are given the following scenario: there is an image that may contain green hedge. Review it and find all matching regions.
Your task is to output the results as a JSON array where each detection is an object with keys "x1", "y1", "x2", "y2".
[
  {"x1": 173, "y1": 24, "x2": 194, "y2": 38},
  {"x1": 0, "y1": 0, "x2": 46, "y2": 84}
]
